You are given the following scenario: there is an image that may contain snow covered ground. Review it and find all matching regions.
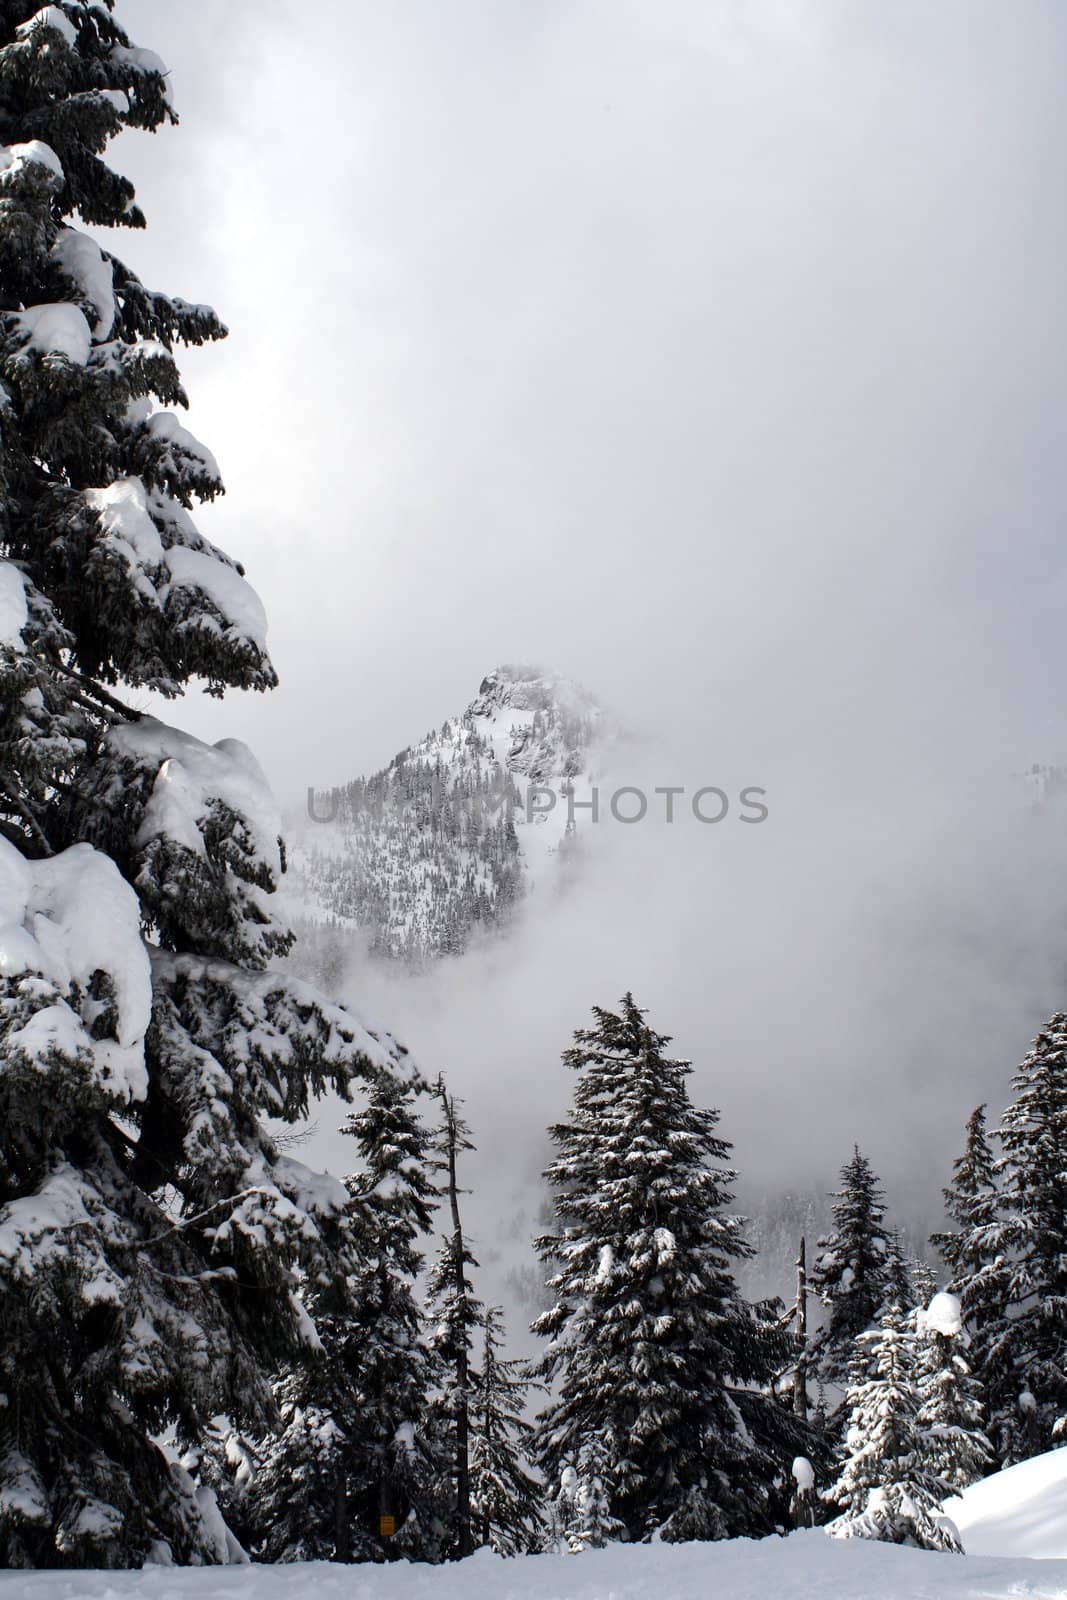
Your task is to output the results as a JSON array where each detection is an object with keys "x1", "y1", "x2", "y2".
[
  {"x1": 7, "y1": 1530, "x2": 1067, "y2": 1600},
  {"x1": 948, "y1": 1446, "x2": 1067, "y2": 1561},
  {"x1": 11, "y1": 1450, "x2": 1067, "y2": 1599}
]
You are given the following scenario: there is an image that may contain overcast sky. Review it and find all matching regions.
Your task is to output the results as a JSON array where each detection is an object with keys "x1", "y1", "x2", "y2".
[{"x1": 106, "y1": 1, "x2": 1067, "y2": 1295}]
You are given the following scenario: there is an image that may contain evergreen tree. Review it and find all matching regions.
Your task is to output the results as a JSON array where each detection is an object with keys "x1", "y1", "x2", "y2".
[
  {"x1": 828, "y1": 1305, "x2": 960, "y2": 1552},
  {"x1": 931, "y1": 1106, "x2": 999, "y2": 1289},
  {"x1": 0, "y1": 7, "x2": 414, "y2": 1564},
  {"x1": 560, "y1": 1435, "x2": 623, "y2": 1552},
  {"x1": 910, "y1": 1258, "x2": 938, "y2": 1307},
  {"x1": 810, "y1": 1147, "x2": 892, "y2": 1389},
  {"x1": 344, "y1": 1070, "x2": 450, "y2": 1561},
  {"x1": 532, "y1": 994, "x2": 808, "y2": 1544},
  {"x1": 426, "y1": 1082, "x2": 481, "y2": 1558},
  {"x1": 883, "y1": 1233, "x2": 916, "y2": 1315},
  {"x1": 226, "y1": 1398, "x2": 346, "y2": 1565},
  {"x1": 231, "y1": 1070, "x2": 448, "y2": 1564},
  {"x1": 469, "y1": 1306, "x2": 543, "y2": 1556},
  {"x1": 915, "y1": 1293, "x2": 992, "y2": 1494},
  {"x1": 930, "y1": 1103, "x2": 1005, "y2": 1455},
  {"x1": 981, "y1": 1018, "x2": 1067, "y2": 1463}
]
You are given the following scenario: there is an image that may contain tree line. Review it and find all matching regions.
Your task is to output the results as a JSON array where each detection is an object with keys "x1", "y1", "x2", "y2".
[{"x1": 192, "y1": 994, "x2": 1067, "y2": 1562}]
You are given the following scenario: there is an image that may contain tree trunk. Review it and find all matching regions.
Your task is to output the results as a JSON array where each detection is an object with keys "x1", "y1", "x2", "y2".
[
  {"x1": 440, "y1": 1085, "x2": 473, "y2": 1558},
  {"x1": 793, "y1": 1235, "x2": 808, "y2": 1421},
  {"x1": 334, "y1": 1466, "x2": 350, "y2": 1563}
]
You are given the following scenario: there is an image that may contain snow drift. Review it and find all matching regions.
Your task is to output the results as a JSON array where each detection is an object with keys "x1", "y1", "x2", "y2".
[
  {"x1": 9, "y1": 1530, "x2": 1067, "y2": 1599},
  {"x1": 946, "y1": 1445, "x2": 1067, "y2": 1561}
]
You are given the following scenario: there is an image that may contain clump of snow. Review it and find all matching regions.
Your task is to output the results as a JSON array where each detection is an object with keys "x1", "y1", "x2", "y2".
[
  {"x1": 109, "y1": 718, "x2": 282, "y2": 873},
  {"x1": 107, "y1": 41, "x2": 174, "y2": 111},
  {"x1": 59, "y1": 1497, "x2": 124, "y2": 1550},
  {"x1": 0, "y1": 561, "x2": 27, "y2": 646},
  {"x1": 0, "y1": 1450, "x2": 47, "y2": 1525},
  {"x1": 50, "y1": 228, "x2": 114, "y2": 338},
  {"x1": 12, "y1": 302, "x2": 91, "y2": 364},
  {"x1": 919, "y1": 1290, "x2": 963, "y2": 1339},
  {"x1": 146, "y1": 411, "x2": 220, "y2": 482},
  {"x1": 85, "y1": 478, "x2": 165, "y2": 589},
  {"x1": 108, "y1": 42, "x2": 175, "y2": 112},
  {"x1": 652, "y1": 1226, "x2": 676, "y2": 1264},
  {"x1": 0, "y1": 1165, "x2": 120, "y2": 1298},
  {"x1": 165, "y1": 546, "x2": 268, "y2": 651},
  {"x1": 193, "y1": 1484, "x2": 246, "y2": 1566},
  {"x1": 792, "y1": 1456, "x2": 815, "y2": 1491},
  {"x1": 0, "y1": 139, "x2": 64, "y2": 188},
  {"x1": 84, "y1": 476, "x2": 269, "y2": 655},
  {"x1": 273, "y1": 1157, "x2": 348, "y2": 1219},
  {"x1": 288, "y1": 1293, "x2": 324, "y2": 1352},
  {"x1": 16, "y1": 6, "x2": 78, "y2": 48},
  {"x1": 0, "y1": 835, "x2": 151, "y2": 1101},
  {"x1": 109, "y1": 42, "x2": 169, "y2": 76},
  {"x1": 165, "y1": 1462, "x2": 247, "y2": 1566}
]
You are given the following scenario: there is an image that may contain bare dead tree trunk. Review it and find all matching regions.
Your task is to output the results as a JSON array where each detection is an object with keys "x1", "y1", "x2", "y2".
[{"x1": 793, "y1": 1234, "x2": 808, "y2": 1421}]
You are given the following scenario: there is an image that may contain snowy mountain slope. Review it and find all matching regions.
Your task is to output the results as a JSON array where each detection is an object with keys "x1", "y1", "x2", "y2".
[
  {"x1": 946, "y1": 1447, "x2": 1067, "y2": 1561},
  {"x1": 286, "y1": 665, "x2": 608, "y2": 967},
  {"x1": 11, "y1": 1531, "x2": 1067, "y2": 1599}
]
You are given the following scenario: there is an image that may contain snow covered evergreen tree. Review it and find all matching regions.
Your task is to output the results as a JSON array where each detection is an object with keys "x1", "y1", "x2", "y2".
[
  {"x1": 931, "y1": 1106, "x2": 999, "y2": 1288},
  {"x1": 342, "y1": 1070, "x2": 450, "y2": 1561},
  {"x1": 230, "y1": 1070, "x2": 448, "y2": 1564},
  {"x1": 469, "y1": 1305, "x2": 543, "y2": 1556},
  {"x1": 0, "y1": 3, "x2": 414, "y2": 1567},
  {"x1": 910, "y1": 1258, "x2": 938, "y2": 1307},
  {"x1": 915, "y1": 1292, "x2": 992, "y2": 1494},
  {"x1": 883, "y1": 1233, "x2": 916, "y2": 1314},
  {"x1": 426, "y1": 1082, "x2": 481, "y2": 1558},
  {"x1": 980, "y1": 1018, "x2": 1067, "y2": 1463},
  {"x1": 810, "y1": 1147, "x2": 892, "y2": 1389},
  {"x1": 828, "y1": 1305, "x2": 961, "y2": 1552},
  {"x1": 930, "y1": 1102, "x2": 1007, "y2": 1461},
  {"x1": 226, "y1": 1397, "x2": 346, "y2": 1565},
  {"x1": 532, "y1": 994, "x2": 808, "y2": 1544},
  {"x1": 560, "y1": 1435, "x2": 623, "y2": 1552}
]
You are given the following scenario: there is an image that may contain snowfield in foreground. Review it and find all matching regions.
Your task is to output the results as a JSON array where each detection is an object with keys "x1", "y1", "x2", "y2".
[
  {"x1": 6, "y1": 1530, "x2": 1067, "y2": 1600},
  {"x1": 948, "y1": 1445, "x2": 1067, "y2": 1561}
]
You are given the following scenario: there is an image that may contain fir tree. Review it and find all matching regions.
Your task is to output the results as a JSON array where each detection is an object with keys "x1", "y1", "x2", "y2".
[
  {"x1": 915, "y1": 1293, "x2": 992, "y2": 1494},
  {"x1": 910, "y1": 1258, "x2": 938, "y2": 1307},
  {"x1": 930, "y1": 1103, "x2": 1004, "y2": 1454},
  {"x1": 560, "y1": 1435, "x2": 623, "y2": 1552},
  {"x1": 931, "y1": 1105, "x2": 999, "y2": 1289},
  {"x1": 231, "y1": 1070, "x2": 448, "y2": 1564},
  {"x1": 810, "y1": 1147, "x2": 892, "y2": 1389},
  {"x1": 532, "y1": 994, "x2": 808, "y2": 1544},
  {"x1": 981, "y1": 1018, "x2": 1067, "y2": 1463},
  {"x1": 883, "y1": 1233, "x2": 916, "y2": 1314},
  {"x1": 0, "y1": 6, "x2": 414, "y2": 1565},
  {"x1": 828, "y1": 1305, "x2": 960, "y2": 1552},
  {"x1": 426, "y1": 1081, "x2": 481, "y2": 1558},
  {"x1": 343, "y1": 1070, "x2": 451, "y2": 1561},
  {"x1": 469, "y1": 1306, "x2": 543, "y2": 1556},
  {"x1": 227, "y1": 1398, "x2": 346, "y2": 1565}
]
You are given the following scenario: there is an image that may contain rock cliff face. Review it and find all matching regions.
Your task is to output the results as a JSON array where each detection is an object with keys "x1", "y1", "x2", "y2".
[{"x1": 288, "y1": 666, "x2": 604, "y2": 966}]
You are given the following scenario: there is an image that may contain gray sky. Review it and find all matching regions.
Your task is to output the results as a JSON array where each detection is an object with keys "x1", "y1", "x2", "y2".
[{"x1": 106, "y1": 1, "x2": 1067, "y2": 1293}]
